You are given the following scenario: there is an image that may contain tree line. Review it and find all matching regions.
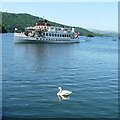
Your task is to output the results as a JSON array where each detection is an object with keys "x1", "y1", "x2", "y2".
[{"x1": 1, "y1": 12, "x2": 102, "y2": 36}]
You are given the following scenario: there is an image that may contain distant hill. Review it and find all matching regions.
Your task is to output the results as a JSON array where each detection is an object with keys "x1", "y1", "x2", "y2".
[
  {"x1": 1, "y1": 12, "x2": 102, "y2": 36},
  {"x1": 88, "y1": 28, "x2": 118, "y2": 37}
]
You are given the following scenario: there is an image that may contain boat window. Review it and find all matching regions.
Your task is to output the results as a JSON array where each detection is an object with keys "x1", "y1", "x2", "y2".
[
  {"x1": 52, "y1": 33, "x2": 54, "y2": 36},
  {"x1": 62, "y1": 34, "x2": 64, "y2": 37},
  {"x1": 57, "y1": 34, "x2": 59, "y2": 37},
  {"x1": 46, "y1": 33, "x2": 48, "y2": 36},
  {"x1": 43, "y1": 33, "x2": 45, "y2": 36},
  {"x1": 55, "y1": 34, "x2": 56, "y2": 37},
  {"x1": 58, "y1": 28, "x2": 61, "y2": 31},
  {"x1": 64, "y1": 34, "x2": 66, "y2": 37},
  {"x1": 67, "y1": 34, "x2": 69, "y2": 37},
  {"x1": 60, "y1": 34, "x2": 62, "y2": 37},
  {"x1": 49, "y1": 33, "x2": 51, "y2": 36},
  {"x1": 69, "y1": 35, "x2": 71, "y2": 37}
]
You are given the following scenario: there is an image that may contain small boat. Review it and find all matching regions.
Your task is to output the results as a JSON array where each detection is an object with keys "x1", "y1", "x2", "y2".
[{"x1": 112, "y1": 39, "x2": 117, "y2": 41}]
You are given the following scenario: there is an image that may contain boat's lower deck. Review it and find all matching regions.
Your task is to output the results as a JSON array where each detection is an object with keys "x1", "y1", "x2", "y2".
[{"x1": 14, "y1": 33, "x2": 80, "y2": 43}]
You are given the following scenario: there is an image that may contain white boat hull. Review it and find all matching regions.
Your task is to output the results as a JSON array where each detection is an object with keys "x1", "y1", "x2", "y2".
[{"x1": 14, "y1": 33, "x2": 80, "y2": 44}]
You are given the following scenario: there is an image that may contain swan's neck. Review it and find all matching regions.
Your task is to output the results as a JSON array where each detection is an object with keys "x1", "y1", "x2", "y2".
[{"x1": 58, "y1": 87, "x2": 62, "y2": 94}]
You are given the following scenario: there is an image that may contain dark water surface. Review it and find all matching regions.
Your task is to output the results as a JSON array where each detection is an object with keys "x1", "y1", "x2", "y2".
[{"x1": 2, "y1": 33, "x2": 118, "y2": 118}]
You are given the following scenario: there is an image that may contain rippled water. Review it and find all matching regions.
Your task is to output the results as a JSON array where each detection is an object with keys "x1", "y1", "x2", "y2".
[{"x1": 2, "y1": 33, "x2": 118, "y2": 118}]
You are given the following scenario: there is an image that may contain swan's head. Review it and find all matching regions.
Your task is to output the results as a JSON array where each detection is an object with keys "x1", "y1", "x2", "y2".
[{"x1": 58, "y1": 87, "x2": 62, "y2": 90}]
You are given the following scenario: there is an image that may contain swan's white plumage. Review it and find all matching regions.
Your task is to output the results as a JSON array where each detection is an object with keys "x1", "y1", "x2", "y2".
[
  {"x1": 57, "y1": 87, "x2": 72, "y2": 96},
  {"x1": 58, "y1": 94, "x2": 70, "y2": 101}
]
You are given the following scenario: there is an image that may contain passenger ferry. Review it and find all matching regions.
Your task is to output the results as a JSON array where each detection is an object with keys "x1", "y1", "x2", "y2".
[{"x1": 14, "y1": 19, "x2": 80, "y2": 43}]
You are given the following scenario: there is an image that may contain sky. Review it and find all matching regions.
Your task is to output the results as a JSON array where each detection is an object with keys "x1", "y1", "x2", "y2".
[{"x1": 2, "y1": 2, "x2": 118, "y2": 32}]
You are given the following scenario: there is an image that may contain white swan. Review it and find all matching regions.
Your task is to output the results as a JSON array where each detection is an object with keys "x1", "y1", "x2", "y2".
[{"x1": 57, "y1": 87, "x2": 72, "y2": 96}]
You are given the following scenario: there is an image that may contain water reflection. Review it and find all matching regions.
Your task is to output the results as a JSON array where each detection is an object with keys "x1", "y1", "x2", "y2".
[
  {"x1": 3, "y1": 34, "x2": 118, "y2": 118},
  {"x1": 57, "y1": 95, "x2": 71, "y2": 101}
]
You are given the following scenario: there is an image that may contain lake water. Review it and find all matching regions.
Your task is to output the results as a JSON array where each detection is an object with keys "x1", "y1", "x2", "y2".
[{"x1": 2, "y1": 33, "x2": 118, "y2": 119}]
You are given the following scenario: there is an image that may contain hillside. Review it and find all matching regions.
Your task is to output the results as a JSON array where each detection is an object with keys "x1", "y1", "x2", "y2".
[
  {"x1": 1, "y1": 12, "x2": 102, "y2": 36},
  {"x1": 88, "y1": 28, "x2": 117, "y2": 37},
  {"x1": 0, "y1": 24, "x2": 7, "y2": 33}
]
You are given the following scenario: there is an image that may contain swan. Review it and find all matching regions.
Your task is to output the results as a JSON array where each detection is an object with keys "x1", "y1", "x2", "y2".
[{"x1": 57, "y1": 87, "x2": 72, "y2": 96}]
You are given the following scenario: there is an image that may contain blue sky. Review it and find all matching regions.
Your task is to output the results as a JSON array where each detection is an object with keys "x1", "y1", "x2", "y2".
[{"x1": 2, "y1": 2, "x2": 118, "y2": 32}]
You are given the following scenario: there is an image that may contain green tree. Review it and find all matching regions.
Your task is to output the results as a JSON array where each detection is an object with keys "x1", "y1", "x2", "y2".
[{"x1": 0, "y1": 24, "x2": 7, "y2": 33}]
